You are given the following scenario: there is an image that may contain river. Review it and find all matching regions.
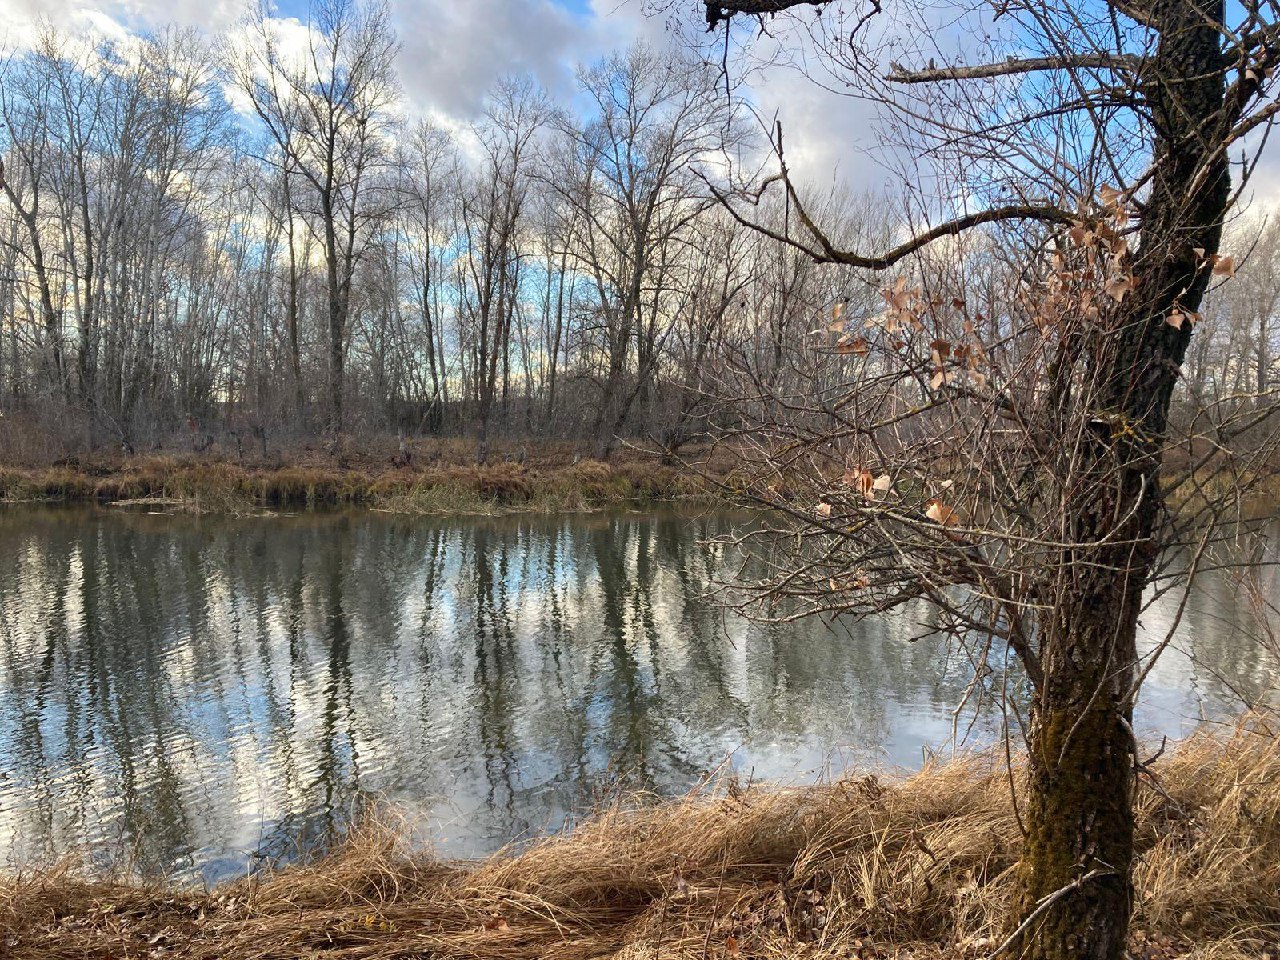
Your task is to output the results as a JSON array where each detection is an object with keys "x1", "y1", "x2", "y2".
[{"x1": 0, "y1": 505, "x2": 1274, "y2": 883}]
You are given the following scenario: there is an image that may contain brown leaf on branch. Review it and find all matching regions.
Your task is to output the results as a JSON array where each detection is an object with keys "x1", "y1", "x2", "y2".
[
  {"x1": 1105, "y1": 276, "x2": 1133, "y2": 302},
  {"x1": 836, "y1": 335, "x2": 870, "y2": 356},
  {"x1": 925, "y1": 498, "x2": 960, "y2": 527}
]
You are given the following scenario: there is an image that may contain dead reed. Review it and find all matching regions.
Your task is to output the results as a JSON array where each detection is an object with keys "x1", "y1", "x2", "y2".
[
  {"x1": 2, "y1": 716, "x2": 1277, "y2": 959},
  {"x1": 0, "y1": 449, "x2": 712, "y2": 515}
]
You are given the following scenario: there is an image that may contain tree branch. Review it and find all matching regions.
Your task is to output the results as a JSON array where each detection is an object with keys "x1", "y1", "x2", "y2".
[
  {"x1": 705, "y1": 0, "x2": 836, "y2": 29},
  {"x1": 887, "y1": 54, "x2": 1143, "y2": 84}
]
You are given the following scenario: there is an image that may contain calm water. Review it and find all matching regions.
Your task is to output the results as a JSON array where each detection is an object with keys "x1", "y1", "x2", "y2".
[{"x1": 0, "y1": 505, "x2": 1274, "y2": 882}]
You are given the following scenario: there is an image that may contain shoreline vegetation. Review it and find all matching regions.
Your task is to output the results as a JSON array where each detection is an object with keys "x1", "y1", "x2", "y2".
[
  {"x1": 4, "y1": 442, "x2": 1276, "y2": 519},
  {"x1": 1, "y1": 718, "x2": 1276, "y2": 959},
  {"x1": 0, "y1": 441, "x2": 729, "y2": 515}
]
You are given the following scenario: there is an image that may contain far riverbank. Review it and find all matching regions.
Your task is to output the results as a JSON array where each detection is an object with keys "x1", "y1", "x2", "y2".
[{"x1": 0, "y1": 440, "x2": 728, "y2": 514}]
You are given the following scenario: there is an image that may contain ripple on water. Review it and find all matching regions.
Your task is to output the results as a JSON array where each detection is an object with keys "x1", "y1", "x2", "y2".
[{"x1": 0, "y1": 505, "x2": 1275, "y2": 879}]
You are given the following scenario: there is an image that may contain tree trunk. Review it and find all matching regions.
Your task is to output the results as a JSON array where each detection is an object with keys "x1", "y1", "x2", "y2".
[
  {"x1": 1015, "y1": 553, "x2": 1142, "y2": 958},
  {"x1": 286, "y1": 209, "x2": 304, "y2": 415},
  {"x1": 1013, "y1": 2, "x2": 1229, "y2": 956}
]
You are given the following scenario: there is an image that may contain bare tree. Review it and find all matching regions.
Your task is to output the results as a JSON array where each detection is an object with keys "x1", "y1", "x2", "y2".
[
  {"x1": 552, "y1": 44, "x2": 737, "y2": 458},
  {"x1": 227, "y1": 0, "x2": 398, "y2": 439},
  {"x1": 457, "y1": 76, "x2": 552, "y2": 464},
  {"x1": 1190, "y1": 215, "x2": 1280, "y2": 400},
  {"x1": 396, "y1": 121, "x2": 455, "y2": 434},
  {"x1": 0, "y1": 52, "x2": 62, "y2": 398}
]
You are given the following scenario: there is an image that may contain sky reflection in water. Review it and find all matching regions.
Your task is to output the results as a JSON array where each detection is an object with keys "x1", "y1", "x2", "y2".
[{"x1": 0, "y1": 505, "x2": 1273, "y2": 883}]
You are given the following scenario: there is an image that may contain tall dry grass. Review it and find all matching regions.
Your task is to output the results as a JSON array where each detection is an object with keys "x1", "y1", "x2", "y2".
[
  {"x1": 2, "y1": 717, "x2": 1277, "y2": 959},
  {"x1": 0, "y1": 451, "x2": 712, "y2": 515}
]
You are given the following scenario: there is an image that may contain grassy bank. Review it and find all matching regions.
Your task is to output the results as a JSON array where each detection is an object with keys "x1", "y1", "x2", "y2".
[
  {"x1": 3, "y1": 719, "x2": 1277, "y2": 959},
  {"x1": 0, "y1": 442, "x2": 721, "y2": 514}
]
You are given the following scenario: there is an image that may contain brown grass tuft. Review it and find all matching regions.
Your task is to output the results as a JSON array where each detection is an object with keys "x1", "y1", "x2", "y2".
[
  {"x1": 2, "y1": 716, "x2": 1278, "y2": 958},
  {"x1": 0, "y1": 447, "x2": 716, "y2": 514}
]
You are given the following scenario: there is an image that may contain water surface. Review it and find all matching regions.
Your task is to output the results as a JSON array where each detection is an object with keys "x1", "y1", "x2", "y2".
[{"x1": 0, "y1": 505, "x2": 1273, "y2": 882}]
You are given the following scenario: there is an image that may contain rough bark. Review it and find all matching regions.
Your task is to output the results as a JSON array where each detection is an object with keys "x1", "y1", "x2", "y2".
[{"x1": 1012, "y1": 1, "x2": 1230, "y2": 957}]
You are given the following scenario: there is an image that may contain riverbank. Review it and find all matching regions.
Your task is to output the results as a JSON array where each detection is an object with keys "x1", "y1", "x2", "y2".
[
  {"x1": 2, "y1": 719, "x2": 1276, "y2": 960},
  {"x1": 3, "y1": 441, "x2": 1276, "y2": 519},
  {"x1": 0, "y1": 442, "x2": 725, "y2": 514}
]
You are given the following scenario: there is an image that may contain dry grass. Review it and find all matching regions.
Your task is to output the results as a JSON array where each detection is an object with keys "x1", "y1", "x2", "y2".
[
  {"x1": 0, "y1": 444, "x2": 717, "y2": 515},
  {"x1": 3, "y1": 718, "x2": 1278, "y2": 959}
]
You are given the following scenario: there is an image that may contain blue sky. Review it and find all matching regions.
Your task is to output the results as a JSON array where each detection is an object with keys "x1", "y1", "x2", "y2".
[
  {"x1": 265, "y1": 0, "x2": 604, "y2": 19},
  {"x1": 3, "y1": 0, "x2": 1277, "y2": 202},
  {"x1": 0, "y1": 0, "x2": 1057, "y2": 193}
]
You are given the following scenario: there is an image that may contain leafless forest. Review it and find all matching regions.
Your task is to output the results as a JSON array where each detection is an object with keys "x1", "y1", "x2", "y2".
[
  {"x1": 0, "y1": 5, "x2": 793, "y2": 464},
  {"x1": 1, "y1": 0, "x2": 1276, "y2": 467}
]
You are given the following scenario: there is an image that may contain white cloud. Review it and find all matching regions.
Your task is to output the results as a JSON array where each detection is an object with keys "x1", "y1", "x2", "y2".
[
  {"x1": 392, "y1": 0, "x2": 584, "y2": 118},
  {"x1": 2, "y1": 0, "x2": 1272, "y2": 203},
  {"x1": 0, "y1": 0, "x2": 887, "y2": 190},
  {"x1": 0, "y1": 0, "x2": 250, "y2": 42}
]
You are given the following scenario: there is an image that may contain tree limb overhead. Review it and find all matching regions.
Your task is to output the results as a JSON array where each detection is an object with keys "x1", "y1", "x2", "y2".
[
  {"x1": 887, "y1": 54, "x2": 1145, "y2": 84},
  {"x1": 705, "y1": 0, "x2": 836, "y2": 28}
]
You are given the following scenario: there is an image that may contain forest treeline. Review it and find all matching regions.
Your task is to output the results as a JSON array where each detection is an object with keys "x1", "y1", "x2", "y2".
[{"x1": 0, "y1": 0, "x2": 1275, "y2": 465}]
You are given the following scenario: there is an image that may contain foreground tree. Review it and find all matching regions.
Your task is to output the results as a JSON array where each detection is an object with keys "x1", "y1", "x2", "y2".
[{"x1": 696, "y1": 0, "x2": 1280, "y2": 957}]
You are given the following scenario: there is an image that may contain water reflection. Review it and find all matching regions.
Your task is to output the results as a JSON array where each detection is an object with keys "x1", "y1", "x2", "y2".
[{"x1": 0, "y1": 505, "x2": 1273, "y2": 882}]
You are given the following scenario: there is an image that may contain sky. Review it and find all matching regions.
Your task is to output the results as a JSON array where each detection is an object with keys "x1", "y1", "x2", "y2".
[
  {"x1": 1, "y1": 0, "x2": 1276, "y2": 207},
  {"x1": 0, "y1": 0, "x2": 888, "y2": 192}
]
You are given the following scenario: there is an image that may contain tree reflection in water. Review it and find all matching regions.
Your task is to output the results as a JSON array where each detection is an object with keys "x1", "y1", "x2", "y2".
[{"x1": 0, "y1": 505, "x2": 1273, "y2": 883}]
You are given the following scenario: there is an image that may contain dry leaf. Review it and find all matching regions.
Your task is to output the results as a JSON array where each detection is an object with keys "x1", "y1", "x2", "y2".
[
  {"x1": 1165, "y1": 310, "x2": 1186, "y2": 330},
  {"x1": 815, "y1": 502, "x2": 833, "y2": 519},
  {"x1": 925, "y1": 498, "x2": 959, "y2": 527},
  {"x1": 1105, "y1": 276, "x2": 1132, "y2": 302},
  {"x1": 1212, "y1": 254, "x2": 1236, "y2": 277},
  {"x1": 836, "y1": 336, "x2": 870, "y2": 356}
]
